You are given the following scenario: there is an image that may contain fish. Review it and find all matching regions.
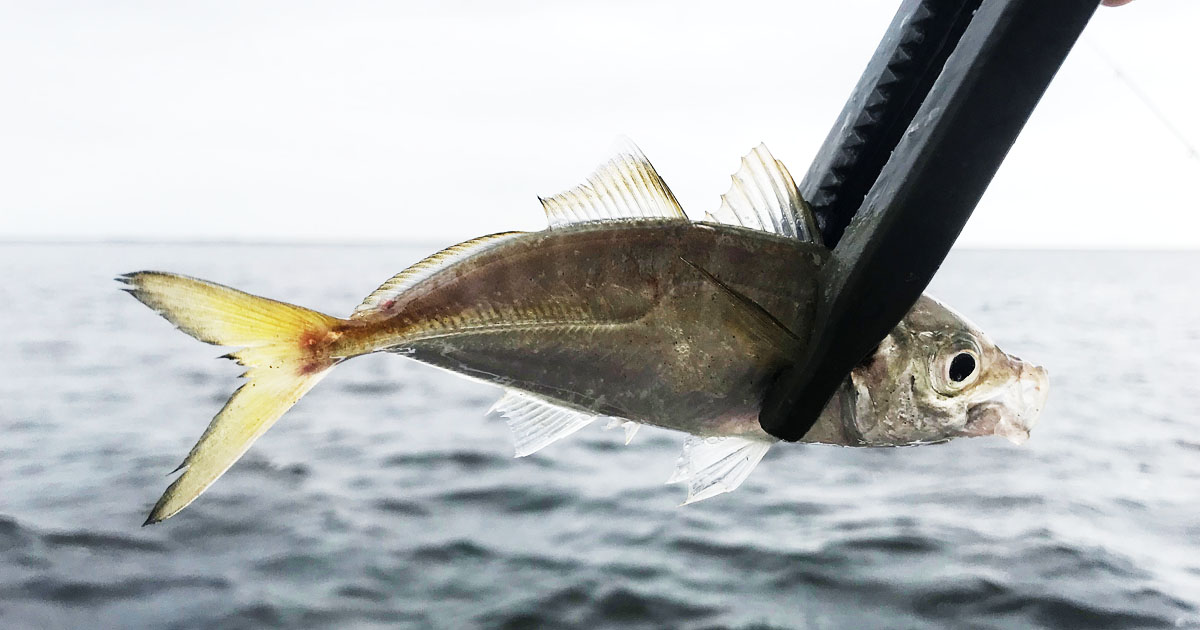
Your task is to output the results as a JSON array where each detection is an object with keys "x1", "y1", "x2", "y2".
[{"x1": 119, "y1": 141, "x2": 1049, "y2": 524}]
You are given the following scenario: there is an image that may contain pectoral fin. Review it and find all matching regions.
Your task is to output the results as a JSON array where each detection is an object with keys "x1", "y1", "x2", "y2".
[{"x1": 680, "y1": 257, "x2": 804, "y2": 357}]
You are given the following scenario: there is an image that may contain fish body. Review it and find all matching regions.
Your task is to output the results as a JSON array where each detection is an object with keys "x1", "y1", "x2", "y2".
[
  {"x1": 121, "y1": 141, "x2": 1048, "y2": 523},
  {"x1": 336, "y1": 220, "x2": 826, "y2": 441}
]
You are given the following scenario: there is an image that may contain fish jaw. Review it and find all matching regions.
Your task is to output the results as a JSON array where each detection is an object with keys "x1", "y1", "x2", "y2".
[{"x1": 963, "y1": 359, "x2": 1049, "y2": 444}]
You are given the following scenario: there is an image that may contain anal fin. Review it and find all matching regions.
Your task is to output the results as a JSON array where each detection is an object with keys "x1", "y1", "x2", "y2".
[
  {"x1": 605, "y1": 418, "x2": 641, "y2": 444},
  {"x1": 666, "y1": 435, "x2": 772, "y2": 504},
  {"x1": 490, "y1": 390, "x2": 613, "y2": 457}
]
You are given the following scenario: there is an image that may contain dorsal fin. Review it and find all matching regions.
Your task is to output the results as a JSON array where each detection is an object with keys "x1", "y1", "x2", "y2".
[
  {"x1": 666, "y1": 435, "x2": 772, "y2": 505},
  {"x1": 351, "y1": 232, "x2": 523, "y2": 319},
  {"x1": 705, "y1": 144, "x2": 821, "y2": 244},
  {"x1": 539, "y1": 139, "x2": 687, "y2": 228}
]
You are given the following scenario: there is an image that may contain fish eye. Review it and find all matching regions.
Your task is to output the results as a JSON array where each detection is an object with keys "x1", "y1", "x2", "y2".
[
  {"x1": 948, "y1": 352, "x2": 976, "y2": 383},
  {"x1": 930, "y1": 339, "x2": 982, "y2": 396}
]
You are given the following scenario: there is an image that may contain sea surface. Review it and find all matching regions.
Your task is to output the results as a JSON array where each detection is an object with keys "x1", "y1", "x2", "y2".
[{"x1": 0, "y1": 243, "x2": 1197, "y2": 630}]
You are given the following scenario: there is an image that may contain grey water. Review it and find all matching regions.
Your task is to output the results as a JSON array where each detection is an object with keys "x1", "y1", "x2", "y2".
[{"x1": 0, "y1": 243, "x2": 1197, "y2": 630}]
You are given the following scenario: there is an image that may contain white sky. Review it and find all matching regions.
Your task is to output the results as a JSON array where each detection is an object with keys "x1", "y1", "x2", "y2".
[{"x1": 1, "y1": 1, "x2": 1197, "y2": 248}]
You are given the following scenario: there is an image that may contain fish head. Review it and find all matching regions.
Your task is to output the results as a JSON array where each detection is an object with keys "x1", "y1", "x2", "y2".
[{"x1": 845, "y1": 295, "x2": 1048, "y2": 446}]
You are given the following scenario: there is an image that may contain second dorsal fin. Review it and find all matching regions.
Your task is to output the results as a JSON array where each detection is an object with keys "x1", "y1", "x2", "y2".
[
  {"x1": 705, "y1": 144, "x2": 821, "y2": 244},
  {"x1": 351, "y1": 232, "x2": 524, "y2": 319},
  {"x1": 539, "y1": 139, "x2": 687, "y2": 228}
]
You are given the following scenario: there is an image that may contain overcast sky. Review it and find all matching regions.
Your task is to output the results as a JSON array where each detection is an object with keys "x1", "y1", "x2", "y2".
[{"x1": 2, "y1": 1, "x2": 1197, "y2": 248}]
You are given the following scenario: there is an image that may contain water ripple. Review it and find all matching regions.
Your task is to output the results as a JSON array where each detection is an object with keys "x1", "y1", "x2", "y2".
[
  {"x1": 9, "y1": 575, "x2": 228, "y2": 604},
  {"x1": 3, "y1": 245, "x2": 1198, "y2": 629},
  {"x1": 41, "y1": 530, "x2": 167, "y2": 553}
]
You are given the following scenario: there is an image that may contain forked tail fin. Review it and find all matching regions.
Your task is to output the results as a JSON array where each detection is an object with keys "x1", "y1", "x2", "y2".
[{"x1": 119, "y1": 271, "x2": 345, "y2": 524}]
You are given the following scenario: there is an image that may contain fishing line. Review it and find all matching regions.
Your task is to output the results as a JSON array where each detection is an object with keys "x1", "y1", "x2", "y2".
[{"x1": 1084, "y1": 36, "x2": 1200, "y2": 162}]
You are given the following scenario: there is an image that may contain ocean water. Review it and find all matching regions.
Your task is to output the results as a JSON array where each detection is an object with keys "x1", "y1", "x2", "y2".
[{"x1": 0, "y1": 243, "x2": 1197, "y2": 630}]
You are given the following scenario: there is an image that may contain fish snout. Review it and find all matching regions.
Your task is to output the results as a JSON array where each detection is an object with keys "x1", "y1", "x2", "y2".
[
  {"x1": 1017, "y1": 362, "x2": 1050, "y2": 425},
  {"x1": 993, "y1": 359, "x2": 1049, "y2": 444},
  {"x1": 963, "y1": 357, "x2": 1049, "y2": 445}
]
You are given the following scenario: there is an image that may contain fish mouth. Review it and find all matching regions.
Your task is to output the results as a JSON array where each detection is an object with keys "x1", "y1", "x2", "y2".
[{"x1": 965, "y1": 361, "x2": 1050, "y2": 445}]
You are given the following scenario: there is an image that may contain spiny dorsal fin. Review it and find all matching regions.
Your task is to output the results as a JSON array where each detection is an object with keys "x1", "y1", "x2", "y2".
[
  {"x1": 540, "y1": 139, "x2": 686, "y2": 228},
  {"x1": 351, "y1": 232, "x2": 523, "y2": 319},
  {"x1": 489, "y1": 390, "x2": 629, "y2": 457},
  {"x1": 666, "y1": 435, "x2": 772, "y2": 505},
  {"x1": 705, "y1": 144, "x2": 820, "y2": 244}
]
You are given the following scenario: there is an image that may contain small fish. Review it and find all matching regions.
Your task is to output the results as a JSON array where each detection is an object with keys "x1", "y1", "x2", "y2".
[{"x1": 120, "y1": 141, "x2": 1048, "y2": 524}]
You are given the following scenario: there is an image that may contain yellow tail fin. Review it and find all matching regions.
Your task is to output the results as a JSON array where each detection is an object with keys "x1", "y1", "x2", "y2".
[{"x1": 119, "y1": 271, "x2": 344, "y2": 525}]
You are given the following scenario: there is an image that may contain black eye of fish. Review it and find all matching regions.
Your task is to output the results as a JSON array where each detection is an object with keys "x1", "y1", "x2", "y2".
[{"x1": 948, "y1": 352, "x2": 976, "y2": 383}]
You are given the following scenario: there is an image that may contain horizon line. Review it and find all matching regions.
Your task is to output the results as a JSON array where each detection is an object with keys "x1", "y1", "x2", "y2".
[{"x1": 1, "y1": 237, "x2": 1198, "y2": 253}]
